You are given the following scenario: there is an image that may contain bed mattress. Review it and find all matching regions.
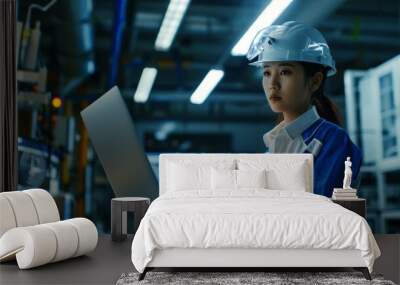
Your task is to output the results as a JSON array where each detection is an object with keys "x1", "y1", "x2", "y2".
[{"x1": 131, "y1": 190, "x2": 380, "y2": 273}]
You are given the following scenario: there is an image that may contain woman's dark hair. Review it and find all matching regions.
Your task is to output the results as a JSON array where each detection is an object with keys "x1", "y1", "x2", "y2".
[{"x1": 277, "y1": 62, "x2": 342, "y2": 126}]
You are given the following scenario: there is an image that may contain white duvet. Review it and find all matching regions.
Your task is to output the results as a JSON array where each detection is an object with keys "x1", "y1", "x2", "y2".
[{"x1": 131, "y1": 190, "x2": 381, "y2": 273}]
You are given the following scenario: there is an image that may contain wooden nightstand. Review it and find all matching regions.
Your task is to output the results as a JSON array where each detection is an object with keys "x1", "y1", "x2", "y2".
[{"x1": 331, "y1": 198, "x2": 366, "y2": 218}]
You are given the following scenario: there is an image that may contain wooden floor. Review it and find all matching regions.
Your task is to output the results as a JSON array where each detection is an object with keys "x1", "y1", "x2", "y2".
[{"x1": 0, "y1": 234, "x2": 399, "y2": 285}]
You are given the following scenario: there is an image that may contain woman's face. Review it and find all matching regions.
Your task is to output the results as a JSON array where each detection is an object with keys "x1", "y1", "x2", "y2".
[{"x1": 262, "y1": 61, "x2": 312, "y2": 115}]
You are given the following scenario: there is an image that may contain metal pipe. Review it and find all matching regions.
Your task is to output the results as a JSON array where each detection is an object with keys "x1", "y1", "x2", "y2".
[{"x1": 108, "y1": 0, "x2": 128, "y2": 88}]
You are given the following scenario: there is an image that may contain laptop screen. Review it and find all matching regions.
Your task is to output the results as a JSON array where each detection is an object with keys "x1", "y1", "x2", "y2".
[{"x1": 81, "y1": 86, "x2": 159, "y2": 200}]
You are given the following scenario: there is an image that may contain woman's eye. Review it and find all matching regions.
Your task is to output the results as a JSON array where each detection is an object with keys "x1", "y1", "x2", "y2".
[{"x1": 263, "y1": 70, "x2": 290, "y2": 76}]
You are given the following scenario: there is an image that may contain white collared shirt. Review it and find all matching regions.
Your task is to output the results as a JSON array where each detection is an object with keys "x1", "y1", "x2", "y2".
[{"x1": 263, "y1": 106, "x2": 321, "y2": 154}]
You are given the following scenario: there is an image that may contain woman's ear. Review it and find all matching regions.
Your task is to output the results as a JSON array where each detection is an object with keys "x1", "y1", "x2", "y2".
[{"x1": 309, "y1": 72, "x2": 324, "y2": 92}]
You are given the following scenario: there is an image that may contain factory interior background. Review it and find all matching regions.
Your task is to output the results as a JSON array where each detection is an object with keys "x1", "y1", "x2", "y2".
[{"x1": 13, "y1": 0, "x2": 400, "y2": 234}]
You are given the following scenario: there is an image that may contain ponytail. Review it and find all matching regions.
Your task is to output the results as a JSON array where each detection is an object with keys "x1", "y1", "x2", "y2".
[
  {"x1": 313, "y1": 93, "x2": 342, "y2": 126},
  {"x1": 302, "y1": 62, "x2": 342, "y2": 126}
]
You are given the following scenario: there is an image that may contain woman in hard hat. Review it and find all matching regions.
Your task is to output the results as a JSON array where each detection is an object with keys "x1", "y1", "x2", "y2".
[{"x1": 247, "y1": 21, "x2": 362, "y2": 198}]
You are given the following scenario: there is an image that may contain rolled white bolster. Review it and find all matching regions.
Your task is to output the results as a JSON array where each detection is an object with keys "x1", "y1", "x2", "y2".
[
  {"x1": 0, "y1": 218, "x2": 98, "y2": 269},
  {"x1": 23, "y1": 189, "x2": 60, "y2": 224},
  {"x1": 42, "y1": 221, "x2": 79, "y2": 262},
  {"x1": 65, "y1": 218, "x2": 98, "y2": 257},
  {"x1": 0, "y1": 196, "x2": 17, "y2": 237},
  {"x1": 0, "y1": 192, "x2": 39, "y2": 227},
  {"x1": 0, "y1": 226, "x2": 57, "y2": 269}
]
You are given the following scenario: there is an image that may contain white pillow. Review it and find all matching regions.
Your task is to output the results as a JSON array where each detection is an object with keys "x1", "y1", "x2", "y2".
[
  {"x1": 211, "y1": 168, "x2": 236, "y2": 190},
  {"x1": 237, "y1": 169, "x2": 267, "y2": 188},
  {"x1": 237, "y1": 159, "x2": 308, "y2": 191},
  {"x1": 167, "y1": 160, "x2": 236, "y2": 192},
  {"x1": 266, "y1": 167, "x2": 307, "y2": 191},
  {"x1": 211, "y1": 168, "x2": 267, "y2": 190},
  {"x1": 167, "y1": 162, "x2": 210, "y2": 191}
]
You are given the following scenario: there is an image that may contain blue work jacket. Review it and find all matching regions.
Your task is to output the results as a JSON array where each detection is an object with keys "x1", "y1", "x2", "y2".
[{"x1": 263, "y1": 106, "x2": 362, "y2": 197}]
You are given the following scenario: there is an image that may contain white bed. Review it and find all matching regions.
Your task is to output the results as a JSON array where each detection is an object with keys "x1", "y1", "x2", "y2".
[{"x1": 131, "y1": 153, "x2": 381, "y2": 281}]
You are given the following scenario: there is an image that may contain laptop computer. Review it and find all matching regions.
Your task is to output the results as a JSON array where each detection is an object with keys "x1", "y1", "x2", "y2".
[{"x1": 81, "y1": 86, "x2": 159, "y2": 200}]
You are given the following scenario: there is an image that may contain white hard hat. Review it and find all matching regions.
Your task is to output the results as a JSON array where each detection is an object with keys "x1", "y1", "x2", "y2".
[{"x1": 247, "y1": 21, "x2": 336, "y2": 76}]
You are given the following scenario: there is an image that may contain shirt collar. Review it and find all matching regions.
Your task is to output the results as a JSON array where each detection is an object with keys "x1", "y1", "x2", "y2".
[
  {"x1": 284, "y1": 105, "x2": 320, "y2": 139},
  {"x1": 263, "y1": 105, "x2": 320, "y2": 146}
]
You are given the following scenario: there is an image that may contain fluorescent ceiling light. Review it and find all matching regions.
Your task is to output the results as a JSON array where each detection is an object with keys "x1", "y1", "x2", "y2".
[
  {"x1": 155, "y1": 0, "x2": 191, "y2": 51},
  {"x1": 134, "y1": 67, "x2": 158, "y2": 103},
  {"x1": 155, "y1": 122, "x2": 176, "y2": 140},
  {"x1": 231, "y1": 0, "x2": 293, "y2": 56},
  {"x1": 190, "y1": 69, "x2": 224, "y2": 104}
]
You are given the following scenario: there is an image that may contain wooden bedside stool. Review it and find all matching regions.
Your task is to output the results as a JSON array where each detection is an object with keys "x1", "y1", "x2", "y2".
[
  {"x1": 111, "y1": 197, "x2": 150, "y2": 242},
  {"x1": 331, "y1": 198, "x2": 366, "y2": 218}
]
